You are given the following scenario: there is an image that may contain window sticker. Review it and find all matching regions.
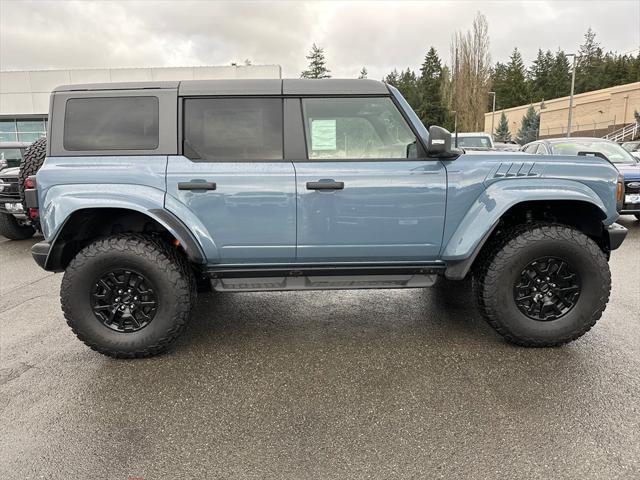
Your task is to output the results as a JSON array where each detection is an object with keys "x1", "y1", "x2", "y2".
[{"x1": 311, "y1": 119, "x2": 337, "y2": 151}]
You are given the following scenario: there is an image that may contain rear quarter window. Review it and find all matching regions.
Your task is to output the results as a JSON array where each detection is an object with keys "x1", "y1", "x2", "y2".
[{"x1": 63, "y1": 97, "x2": 159, "y2": 151}]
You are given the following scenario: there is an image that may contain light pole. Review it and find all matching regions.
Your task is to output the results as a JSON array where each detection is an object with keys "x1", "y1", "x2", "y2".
[
  {"x1": 489, "y1": 91, "x2": 496, "y2": 139},
  {"x1": 451, "y1": 110, "x2": 458, "y2": 147},
  {"x1": 566, "y1": 53, "x2": 577, "y2": 137}
]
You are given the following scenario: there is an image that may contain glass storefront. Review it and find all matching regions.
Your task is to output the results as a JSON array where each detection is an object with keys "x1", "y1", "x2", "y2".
[{"x1": 0, "y1": 118, "x2": 47, "y2": 143}]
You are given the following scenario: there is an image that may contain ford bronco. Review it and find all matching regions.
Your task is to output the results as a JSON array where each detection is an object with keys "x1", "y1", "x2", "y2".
[{"x1": 23, "y1": 79, "x2": 628, "y2": 358}]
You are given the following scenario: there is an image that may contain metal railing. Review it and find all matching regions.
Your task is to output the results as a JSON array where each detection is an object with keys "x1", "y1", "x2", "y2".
[{"x1": 603, "y1": 123, "x2": 639, "y2": 142}]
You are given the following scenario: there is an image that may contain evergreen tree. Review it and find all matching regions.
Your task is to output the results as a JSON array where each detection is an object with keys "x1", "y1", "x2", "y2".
[
  {"x1": 383, "y1": 69, "x2": 400, "y2": 87},
  {"x1": 396, "y1": 68, "x2": 420, "y2": 109},
  {"x1": 528, "y1": 49, "x2": 553, "y2": 102},
  {"x1": 494, "y1": 112, "x2": 512, "y2": 142},
  {"x1": 490, "y1": 62, "x2": 509, "y2": 109},
  {"x1": 358, "y1": 67, "x2": 368, "y2": 79},
  {"x1": 575, "y1": 28, "x2": 604, "y2": 93},
  {"x1": 416, "y1": 47, "x2": 447, "y2": 128},
  {"x1": 547, "y1": 50, "x2": 571, "y2": 98},
  {"x1": 516, "y1": 105, "x2": 540, "y2": 144},
  {"x1": 503, "y1": 48, "x2": 529, "y2": 108},
  {"x1": 300, "y1": 43, "x2": 331, "y2": 79}
]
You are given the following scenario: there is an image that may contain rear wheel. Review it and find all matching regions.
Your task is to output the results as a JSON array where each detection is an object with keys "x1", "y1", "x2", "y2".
[
  {"x1": 474, "y1": 223, "x2": 610, "y2": 347},
  {"x1": 0, "y1": 212, "x2": 35, "y2": 240},
  {"x1": 61, "y1": 234, "x2": 195, "y2": 358}
]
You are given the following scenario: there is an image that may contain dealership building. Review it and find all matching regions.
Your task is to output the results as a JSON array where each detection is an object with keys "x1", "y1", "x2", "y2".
[
  {"x1": 484, "y1": 81, "x2": 640, "y2": 139},
  {"x1": 0, "y1": 64, "x2": 282, "y2": 143}
]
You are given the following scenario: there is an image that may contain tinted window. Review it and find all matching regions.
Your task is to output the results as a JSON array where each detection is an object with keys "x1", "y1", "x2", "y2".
[
  {"x1": 302, "y1": 97, "x2": 417, "y2": 160},
  {"x1": 535, "y1": 144, "x2": 547, "y2": 154},
  {"x1": 183, "y1": 98, "x2": 283, "y2": 161},
  {"x1": 456, "y1": 136, "x2": 491, "y2": 149},
  {"x1": 550, "y1": 141, "x2": 638, "y2": 164},
  {"x1": 64, "y1": 97, "x2": 159, "y2": 151},
  {"x1": 524, "y1": 144, "x2": 538, "y2": 154}
]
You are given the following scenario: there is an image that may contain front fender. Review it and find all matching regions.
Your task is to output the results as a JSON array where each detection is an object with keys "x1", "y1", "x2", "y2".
[
  {"x1": 441, "y1": 178, "x2": 608, "y2": 262},
  {"x1": 40, "y1": 184, "x2": 212, "y2": 263}
]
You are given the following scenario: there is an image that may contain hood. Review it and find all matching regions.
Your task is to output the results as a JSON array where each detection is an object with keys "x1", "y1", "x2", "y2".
[
  {"x1": 0, "y1": 166, "x2": 20, "y2": 178},
  {"x1": 615, "y1": 163, "x2": 640, "y2": 180}
]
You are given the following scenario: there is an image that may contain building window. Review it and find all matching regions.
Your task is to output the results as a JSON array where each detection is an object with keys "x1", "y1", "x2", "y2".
[{"x1": 0, "y1": 118, "x2": 47, "y2": 143}]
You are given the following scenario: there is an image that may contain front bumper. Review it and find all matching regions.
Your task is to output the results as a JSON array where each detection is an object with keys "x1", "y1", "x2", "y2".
[{"x1": 605, "y1": 223, "x2": 627, "y2": 251}]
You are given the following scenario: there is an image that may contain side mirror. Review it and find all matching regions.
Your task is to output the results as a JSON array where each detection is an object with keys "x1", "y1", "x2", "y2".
[{"x1": 427, "y1": 125, "x2": 455, "y2": 157}]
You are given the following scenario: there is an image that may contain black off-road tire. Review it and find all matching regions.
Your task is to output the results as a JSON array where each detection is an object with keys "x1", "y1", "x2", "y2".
[
  {"x1": 474, "y1": 223, "x2": 611, "y2": 347},
  {"x1": 61, "y1": 234, "x2": 196, "y2": 358},
  {"x1": 0, "y1": 212, "x2": 35, "y2": 240},
  {"x1": 18, "y1": 137, "x2": 47, "y2": 205}
]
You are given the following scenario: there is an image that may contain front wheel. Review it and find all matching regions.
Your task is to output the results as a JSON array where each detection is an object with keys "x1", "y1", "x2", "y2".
[
  {"x1": 474, "y1": 223, "x2": 611, "y2": 347},
  {"x1": 0, "y1": 213, "x2": 35, "y2": 240},
  {"x1": 61, "y1": 234, "x2": 195, "y2": 358}
]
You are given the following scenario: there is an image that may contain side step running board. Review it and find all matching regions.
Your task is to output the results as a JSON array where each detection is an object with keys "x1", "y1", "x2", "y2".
[
  {"x1": 211, "y1": 274, "x2": 438, "y2": 292},
  {"x1": 204, "y1": 262, "x2": 445, "y2": 292}
]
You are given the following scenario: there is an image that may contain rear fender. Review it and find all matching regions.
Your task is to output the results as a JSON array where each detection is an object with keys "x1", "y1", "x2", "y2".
[{"x1": 40, "y1": 184, "x2": 213, "y2": 263}]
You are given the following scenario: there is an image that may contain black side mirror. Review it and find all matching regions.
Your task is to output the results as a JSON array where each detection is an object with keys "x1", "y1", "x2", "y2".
[{"x1": 427, "y1": 125, "x2": 455, "y2": 158}]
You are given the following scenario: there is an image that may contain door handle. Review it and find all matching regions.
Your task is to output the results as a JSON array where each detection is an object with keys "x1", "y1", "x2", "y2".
[
  {"x1": 178, "y1": 181, "x2": 217, "y2": 191},
  {"x1": 306, "y1": 181, "x2": 344, "y2": 190}
]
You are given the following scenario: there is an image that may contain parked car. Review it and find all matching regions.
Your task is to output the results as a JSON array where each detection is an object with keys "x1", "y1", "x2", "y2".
[
  {"x1": 0, "y1": 166, "x2": 36, "y2": 239},
  {"x1": 494, "y1": 141, "x2": 521, "y2": 152},
  {"x1": 0, "y1": 141, "x2": 31, "y2": 172},
  {"x1": 24, "y1": 79, "x2": 627, "y2": 357},
  {"x1": 453, "y1": 132, "x2": 494, "y2": 150},
  {"x1": 522, "y1": 137, "x2": 640, "y2": 219},
  {"x1": 621, "y1": 140, "x2": 640, "y2": 160}
]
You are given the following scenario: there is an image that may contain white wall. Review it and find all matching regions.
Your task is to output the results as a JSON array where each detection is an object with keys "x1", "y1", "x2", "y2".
[{"x1": 0, "y1": 65, "x2": 282, "y2": 116}]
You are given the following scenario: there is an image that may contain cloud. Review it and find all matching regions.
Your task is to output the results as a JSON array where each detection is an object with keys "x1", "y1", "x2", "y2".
[{"x1": 1, "y1": 0, "x2": 638, "y2": 80}]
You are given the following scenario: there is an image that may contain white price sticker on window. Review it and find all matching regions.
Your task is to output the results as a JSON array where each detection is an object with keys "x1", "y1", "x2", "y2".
[{"x1": 311, "y1": 119, "x2": 337, "y2": 151}]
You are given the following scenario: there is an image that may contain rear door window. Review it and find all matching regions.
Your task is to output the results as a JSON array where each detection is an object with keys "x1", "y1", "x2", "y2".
[
  {"x1": 64, "y1": 97, "x2": 159, "y2": 151},
  {"x1": 183, "y1": 98, "x2": 283, "y2": 161}
]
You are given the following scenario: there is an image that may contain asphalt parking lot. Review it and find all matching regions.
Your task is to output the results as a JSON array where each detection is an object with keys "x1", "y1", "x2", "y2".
[{"x1": 1, "y1": 217, "x2": 639, "y2": 480}]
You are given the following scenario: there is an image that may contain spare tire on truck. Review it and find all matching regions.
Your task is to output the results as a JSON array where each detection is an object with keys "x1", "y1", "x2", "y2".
[{"x1": 18, "y1": 137, "x2": 47, "y2": 230}]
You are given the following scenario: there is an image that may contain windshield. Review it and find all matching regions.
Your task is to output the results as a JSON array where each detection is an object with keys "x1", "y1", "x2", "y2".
[
  {"x1": 550, "y1": 141, "x2": 638, "y2": 164},
  {"x1": 622, "y1": 141, "x2": 640, "y2": 152},
  {"x1": 456, "y1": 136, "x2": 492, "y2": 149},
  {"x1": 0, "y1": 148, "x2": 24, "y2": 161}
]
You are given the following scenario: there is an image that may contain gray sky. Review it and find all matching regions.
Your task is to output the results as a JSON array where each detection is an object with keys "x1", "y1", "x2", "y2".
[{"x1": 1, "y1": 0, "x2": 638, "y2": 79}]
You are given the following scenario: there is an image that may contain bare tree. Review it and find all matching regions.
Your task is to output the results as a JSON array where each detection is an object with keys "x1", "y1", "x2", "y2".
[{"x1": 447, "y1": 12, "x2": 492, "y2": 132}]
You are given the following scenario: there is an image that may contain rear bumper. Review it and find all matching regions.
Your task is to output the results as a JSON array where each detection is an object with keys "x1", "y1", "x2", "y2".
[
  {"x1": 605, "y1": 223, "x2": 627, "y2": 251},
  {"x1": 31, "y1": 241, "x2": 50, "y2": 270}
]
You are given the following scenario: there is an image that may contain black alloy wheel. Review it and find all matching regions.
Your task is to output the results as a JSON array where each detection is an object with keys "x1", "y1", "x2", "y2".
[
  {"x1": 91, "y1": 269, "x2": 158, "y2": 332},
  {"x1": 514, "y1": 257, "x2": 581, "y2": 322}
]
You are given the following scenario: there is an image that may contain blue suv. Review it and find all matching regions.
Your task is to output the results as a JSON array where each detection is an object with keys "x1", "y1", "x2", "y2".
[{"x1": 23, "y1": 79, "x2": 628, "y2": 357}]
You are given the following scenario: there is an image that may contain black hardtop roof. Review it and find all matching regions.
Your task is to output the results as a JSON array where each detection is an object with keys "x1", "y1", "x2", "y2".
[{"x1": 53, "y1": 78, "x2": 390, "y2": 96}]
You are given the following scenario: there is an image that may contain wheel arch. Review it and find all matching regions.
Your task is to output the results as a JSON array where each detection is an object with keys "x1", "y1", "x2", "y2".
[
  {"x1": 444, "y1": 198, "x2": 610, "y2": 280},
  {"x1": 42, "y1": 207, "x2": 205, "y2": 271}
]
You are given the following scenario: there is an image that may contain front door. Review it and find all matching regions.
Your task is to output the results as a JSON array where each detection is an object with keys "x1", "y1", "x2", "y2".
[
  {"x1": 166, "y1": 97, "x2": 296, "y2": 264},
  {"x1": 294, "y1": 96, "x2": 446, "y2": 262}
]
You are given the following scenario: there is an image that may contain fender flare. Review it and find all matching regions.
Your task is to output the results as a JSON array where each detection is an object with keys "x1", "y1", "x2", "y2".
[
  {"x1": 39, "y1": 184, "x2": 213, "y2": 270},
  {"x1": 442, "y1": 179, "x2": 608, "y2": 280}
]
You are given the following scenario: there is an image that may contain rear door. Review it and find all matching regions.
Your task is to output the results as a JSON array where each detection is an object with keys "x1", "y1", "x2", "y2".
[
  {"x1": 292, "y1": 96, "x2": 447, "y2": 262},
  {"x1": 165, "y1": 97, "x2": 296, "y2": 264}
]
